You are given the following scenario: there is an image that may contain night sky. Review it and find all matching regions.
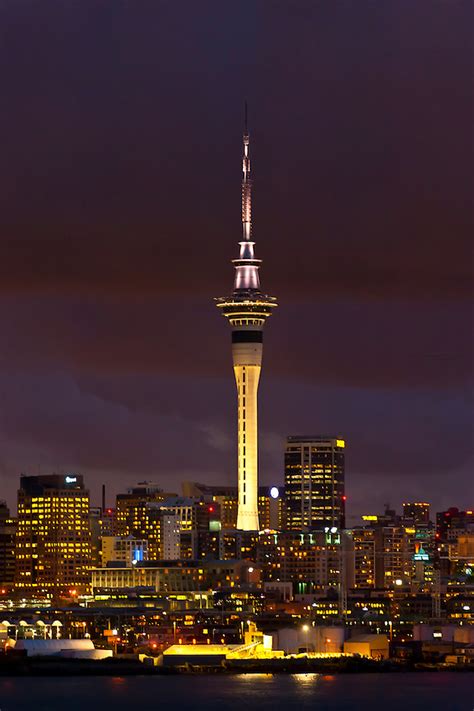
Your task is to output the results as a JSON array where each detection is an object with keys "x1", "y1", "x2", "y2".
[{"x1": 0, "y1": 2, "x2": 472, "y2": 522}]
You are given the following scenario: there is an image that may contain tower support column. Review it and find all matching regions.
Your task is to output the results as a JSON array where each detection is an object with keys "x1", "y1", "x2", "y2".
[{"x1": 232, "y1": 339, "x2": 262, "y2": 530}]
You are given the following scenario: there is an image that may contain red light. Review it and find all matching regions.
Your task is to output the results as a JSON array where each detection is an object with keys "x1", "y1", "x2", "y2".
[
  {"x1": 208, "y1": 506, "x2": 214, "y2": 513},
  {"x1": 342, "y1": 496, "x2": 347, "y2": 501}
]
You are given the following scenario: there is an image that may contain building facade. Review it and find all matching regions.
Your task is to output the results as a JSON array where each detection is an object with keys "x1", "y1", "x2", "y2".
[
  {"x1": 256, "y1": 530, "x2": 348, "y2": 596},
  {"x1": 403, "y1": 502, "x2": 430, "y2": 525},
  {"x1": 101, "y1": 536, "x2": 148, "y2": 567},
  {"x1": 347, "y1": 528, "x2": 376, "y2": 590},
  {"x1": 0, "y1": 501, "x2": 16, "y2": 593},
  {"x1": 183, "y1": 482, "x2": 283, "y2": 531},
  {"x1": 182, "y1": 483, "x2": 239, "y2": 529},
  {"x1": 115, "y1": 483, "x2": 177, "y2": 559},
  {"x1": 15, "y1": 474, "x2": 91, "y2": 598},
  {"x1": 284, "y1": 437, "x2": 346, "y2": 530},
  {"x1": 91, "y1": 559, "x2": 257, "y2": 597}
]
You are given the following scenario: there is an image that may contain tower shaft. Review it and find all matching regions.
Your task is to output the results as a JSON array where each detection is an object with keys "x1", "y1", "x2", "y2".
[{"x1": 233, "y1": 340, "x2": 262, "y2": 530}]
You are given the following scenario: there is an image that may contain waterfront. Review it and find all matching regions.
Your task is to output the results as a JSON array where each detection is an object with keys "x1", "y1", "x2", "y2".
[{"x1": 0, "y1": 673, "x2": 471, "y2": 711}]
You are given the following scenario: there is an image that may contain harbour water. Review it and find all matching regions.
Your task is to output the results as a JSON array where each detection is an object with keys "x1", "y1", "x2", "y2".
[{"x1": 0, "y1": 673, "x2": 471, "y2": 711}]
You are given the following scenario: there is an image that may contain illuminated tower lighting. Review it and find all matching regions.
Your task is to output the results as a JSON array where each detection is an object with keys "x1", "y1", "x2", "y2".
[{"x1": 216, "y1": 106, "x2": 277, "y2": 531}]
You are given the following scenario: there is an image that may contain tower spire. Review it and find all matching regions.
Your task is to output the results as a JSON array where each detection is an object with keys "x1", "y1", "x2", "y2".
[
  {"x1": 234, "y1": 104, "x2": 260, "y2": 291},
  {"x1": 241, "y1": 102, "x2": 252, "y2": 243}
]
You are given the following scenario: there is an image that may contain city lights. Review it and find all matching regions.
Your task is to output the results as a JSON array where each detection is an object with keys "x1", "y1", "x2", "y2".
[{"x1": 0, "y1": 74, "x2": 470, "y2": 690}]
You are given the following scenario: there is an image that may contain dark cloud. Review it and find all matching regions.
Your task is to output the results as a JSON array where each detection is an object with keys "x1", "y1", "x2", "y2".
[{"x1": 0, "y1": 1, "x2": 472, "y2": 514}]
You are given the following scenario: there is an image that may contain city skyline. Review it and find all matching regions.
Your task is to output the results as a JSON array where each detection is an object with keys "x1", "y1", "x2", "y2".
[{"x1": 0, "y1": 2, "x2": 471, "y2": 517}]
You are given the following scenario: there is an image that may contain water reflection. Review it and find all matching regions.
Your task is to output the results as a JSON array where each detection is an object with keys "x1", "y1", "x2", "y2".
[
  {"x1": 291, "y1": 673, "x2": 320, "y2": 687},
  {"x1": 238, "y1": 673, "x2": 275, "y2": 682},
  {"x1": 0, "y1": 673, "x2": 469, "y2": 711}
]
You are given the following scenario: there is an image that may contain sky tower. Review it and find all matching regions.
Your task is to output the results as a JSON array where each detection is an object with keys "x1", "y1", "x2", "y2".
[{"x1": 216, "y1": 108, "x2": 277, "y2": 531}]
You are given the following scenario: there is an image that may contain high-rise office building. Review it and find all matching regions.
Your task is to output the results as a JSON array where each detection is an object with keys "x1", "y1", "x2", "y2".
[
  {"x1": 116, "y1": 482, "x2": 169, "y2": 537},
  {"x1": 346, "y1": 528, "x2": 376, "y2": 589},
  {"x1": 116, "y1": 482, "x2": 177, "y2": 558},
  {"x1": 150, "y1": 496, "x2": 221, "y2": 559},
  {"x1": 89, "y1": 506, "x2": 118, "y2": 567},
  {"x1": 0, "y1": 501, "x2": 16, "y2": 593},
  {"x1": 160, "y1": 513, "x2": 181, "y2": 560},
  {"x1": 436, "y1": 508, "x2": 474, "y2": 542},
  {"x1": 215, "y1": 109, "x2": 277, "y2": 531},
  {"x1": 101, "y1": 507, "x2": 117, "y2": 536},
  {"x1": 284, "y1": 436, "x2": 346, "y2": 530},
  {"x1": 257, "y1": 530, "x2": 345, "y2": 595},
  {"x1": 182, "y1": 481, "x2": 283, "y2": 531},
  {"x1": 182, "y1": 482, "x2": 239, "y2": 529},
  {"x1": 258, "y1": 486, "x2": 282, "y2": 531},
  {"x1": 373, "y1": 525, "x2": 413, "y2": 589},
  {"x1": 15, "y1": 474, "x2": 91, "y2": 598},
  {"x1": 403, "y1": 502, "x2": 430, "y2": 525},
  {"x1": 89, "y1": 507, "x2": 103, "y2": 568}
]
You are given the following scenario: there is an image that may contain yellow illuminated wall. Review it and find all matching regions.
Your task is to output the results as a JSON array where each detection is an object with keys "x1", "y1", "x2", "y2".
[
  {"x1": 15, "y1": 485, "x2": 91, "y2": 597},
  {"x1": 233, "y1": 339, "x2": 262, "y2": 531}
]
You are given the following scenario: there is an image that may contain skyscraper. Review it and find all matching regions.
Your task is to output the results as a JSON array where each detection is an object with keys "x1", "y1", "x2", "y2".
[
  {"x1": 0, "y1": 501, "x2": 16, "y2": 594},
  {"x1": 403, "y1": 502, "x2": 430, "y2": 525},
  {"x1": 216, "y1": 108, "x2": 277, "y2": 531},
  {"x1": 15, "y1": 474, "x2": 91, "y2": 598},
  {"x1": 115, "y1": 482, "x2": 177, "y2": 558},
  {"x1": 284, "y1": 436, "x2": 346, "y2": 530}
]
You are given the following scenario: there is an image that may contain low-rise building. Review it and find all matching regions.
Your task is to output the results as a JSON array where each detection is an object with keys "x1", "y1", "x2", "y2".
[
  {"x1": 91, "y1": 559, "x2": 259, "y2": 598},
  {"x1": 343, "y1": 634, "x2": 389, "y2": 660},
  {"x1": 101, "y1": 536, "x2": 148, "y2": 567}
]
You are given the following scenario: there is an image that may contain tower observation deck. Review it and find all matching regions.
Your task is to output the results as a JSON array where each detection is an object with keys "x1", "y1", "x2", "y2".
[{"x1": 215, "y1": 109, "x2": 277, "y2": 531}]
